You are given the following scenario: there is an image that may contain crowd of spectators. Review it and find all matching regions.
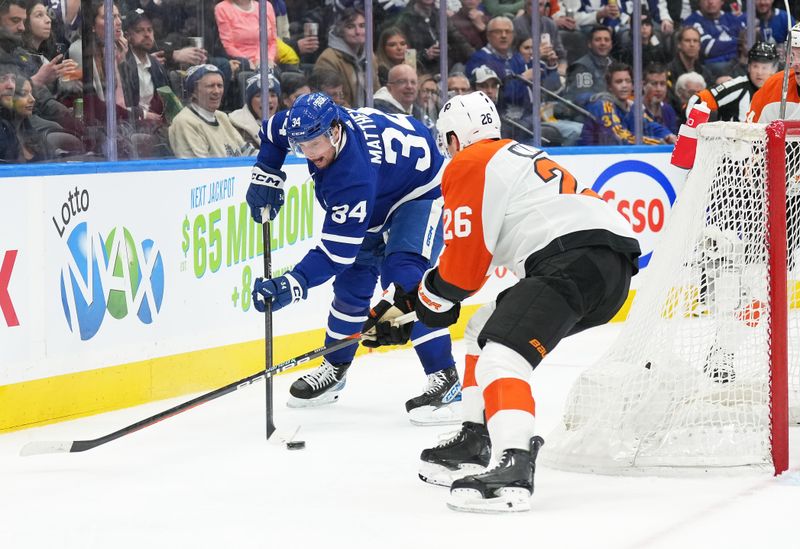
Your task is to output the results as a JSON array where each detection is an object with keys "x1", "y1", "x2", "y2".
[{"x1": 0, "y1": 0, "x2": 797, "y2": 162}]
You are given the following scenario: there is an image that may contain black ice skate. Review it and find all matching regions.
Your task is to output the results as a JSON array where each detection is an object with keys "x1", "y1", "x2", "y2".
[
  {"x1": 448, "y1": 436, "x2": 545, "y2": 513},
  {"x1": 287, "y1": 359, "x2": 350, "y2": 408},
  {"x1": 419, "y1": 421, "x2": 491, "y2": 487},
  {"x1": 405, "y1": 367, "x2": 462, "y2": 426},
  {"x1": 704, "y1": 345, "x2": 736, "y2": 383}
]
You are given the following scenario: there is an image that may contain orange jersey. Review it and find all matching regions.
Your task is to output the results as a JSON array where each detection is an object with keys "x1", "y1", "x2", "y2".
[
  {"x1": 749, "y1": 70, "x2": 800, "y2": 123},
  {"x1": 437, "y1": 139, "x2": 639, "y2": 295}
]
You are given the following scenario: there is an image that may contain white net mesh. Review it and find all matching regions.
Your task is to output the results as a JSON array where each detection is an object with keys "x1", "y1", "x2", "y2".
[{"x1": 541, "y1": 122, "x2": 800, "y2": 475}]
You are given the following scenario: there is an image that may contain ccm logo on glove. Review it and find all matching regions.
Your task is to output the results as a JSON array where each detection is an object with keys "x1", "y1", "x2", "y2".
[{"x1": 251, "y1": 171, "x2": 283, "y2": 188}]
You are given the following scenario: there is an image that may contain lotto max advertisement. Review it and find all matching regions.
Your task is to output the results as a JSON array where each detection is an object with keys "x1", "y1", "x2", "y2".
[{"x1": 0, "y1": 150, "x2": 685, "y2": 430}]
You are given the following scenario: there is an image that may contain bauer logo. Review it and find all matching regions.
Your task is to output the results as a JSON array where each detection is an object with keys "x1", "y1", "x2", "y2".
[
  {"x1": 58, "y1": 221, "x2": 165, "y2": 341},
  {"x1": 591, "y1": 160, "x2": 676, "y2": 268}
]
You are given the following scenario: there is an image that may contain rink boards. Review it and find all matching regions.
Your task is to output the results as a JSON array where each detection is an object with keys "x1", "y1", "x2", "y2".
[{"x1": 0, "y1": 146, "x2": 684, "y2": 431}]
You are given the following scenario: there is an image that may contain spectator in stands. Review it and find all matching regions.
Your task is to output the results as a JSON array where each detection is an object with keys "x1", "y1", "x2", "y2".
[
  {"x1": 686, "y1": 41, "x2": 779, "y2": 122},
  {"x1": 483, "y1": 0, "x2": 524, "y2": 18},
  {"x1": 0, "y1": 65, "x2": 20, "y2": 161},
  {"x1": 43, "y1": 0, "x2": 78, "y2": 52},
  {"x1": 447, "y1": 72, "x2": 472, "y2": 96},
  {"x1": 614, "y1": 12, "x2": 671, "y2": 67},
  {"x1": 643, "y1": 63, "x2": 677, "y2": 135},
  {"x1": 673, "y1": 70, "x2": 707, "y2": 124},
  {"x1": 567, "y1": 0, "x2": 624, "y2": 31},
  {"x1": 214, "y1": 0, "x2": 277, "y2": 70},
  {"x1": 452, "y1": 0, "x2": 489, "y2": 50},
  {"x1": 68, "y1": 0, "x2": 146, "y2": 134},
  {"x1": 755, "y1": 0, "x2": 795, "y2": 46},
  {"x1": 684, "y1": 0, "x2": 745, "y2": 79},
  {"x1": 416, "y1": 73, "x2": 439, "y2": 129},
  {"x1": 308, "y1": 69, "x2": 346, "y2": 106},
  {"x1": 121, "y1": 9, "x2": 168, "y2": 126},
  {"x1": 510, "y1": 35, "x2": 560, "y2": 92},
  {"x1": 470, "y1": 63, "x2": 562, "y2": 144},
  {"x1": 8, "y1": 74, "x2": 65, "y2": 161},
  {"x1": 579, "y1": 62, "x2": 675, "y2": 145},
  {"x1": 375, "y1": 27, "x2": 408, "y2": 87},
  {"x1": 1, "y1": 0, "x2": 71, "y2": 124},
  {"x1": 0, "y1": 63, "x2": 16, "y2": 109},
  {"x1": 22, "y1": 0, "x2": 57, "y2": 60},
  {"x1": 314, "y1": 8, "x2": 378, "y2": 108},
  {"x1": 565, "y1": 25, "x2": 614, "y2": 109},
  {"x1": 21, "y1": 0, "x2": 80, "y2": 99},
  {"x1": 148, "y1": 2, "x2": 210, "y2": 74},
  {"x1": 465, "y1": 16, "x2": 534, "y2": 110},
  {"x1": 465, "y1": 16, "x2": 514, "y2": 82},
  {"x1": 279, "y1": 71, "x2": 310, "y2": 109},
  {"x1": 393, "y1": 0, "x2": 474, "y2": 76},
  {"x1": 512, "y1": 0, "x2": 566, "y2": 75},
  {"x1": 471, "y1": 64, "x2": 502, "y2": 103},
  {"x1": 168, "y1": 64, "x2": 251, "y2": 158},
  {"x1": 284, "y1": 0, "x2": 335, "y2": 69},
  {"x1": 229, "y1": 72, "x2": 280, "y2": 149},
  {"x1": 667, "y1": 26, "x2": 714, "y2": 91},
  {"x1": 283, "y1": 18, "x2": 320, "y2": 72},
  {"x1": 373, "y1": 63, "x2": 431, "y2": 125}
]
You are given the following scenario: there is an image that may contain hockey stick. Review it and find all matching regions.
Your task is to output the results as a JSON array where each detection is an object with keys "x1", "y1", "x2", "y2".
[
  {"x1": 19, "y1": 311, "x2": 417, "y2": 457},
  {"x1": 263, "y1": 222, "x2": 276, "y2": 440},
  {"x1": 258, "y1": 0, "x2": 276, "y2": 442},
  {"x1": 779, "y1": 0, "x2": 792, "y2": 119}
]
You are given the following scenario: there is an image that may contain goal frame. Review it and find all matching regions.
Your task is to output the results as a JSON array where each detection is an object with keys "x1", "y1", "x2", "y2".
[{"x1": 542, "y1": 120, "x2": 800, "y2": 477}]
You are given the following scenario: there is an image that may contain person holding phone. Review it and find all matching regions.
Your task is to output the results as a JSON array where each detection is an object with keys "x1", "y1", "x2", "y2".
[{"x1": 393, "y1": 0, "x2": 474, "y2": 76}]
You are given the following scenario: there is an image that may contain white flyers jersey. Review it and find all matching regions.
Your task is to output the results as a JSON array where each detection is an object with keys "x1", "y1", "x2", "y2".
[{"x1": 438, "y1": 139, "x2": 640, "y2": 294}]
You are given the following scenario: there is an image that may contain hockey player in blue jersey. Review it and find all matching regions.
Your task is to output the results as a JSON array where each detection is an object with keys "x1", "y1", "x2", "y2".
[{"x1": 245, "y1": 92, "x2": 461, "y2": 425}]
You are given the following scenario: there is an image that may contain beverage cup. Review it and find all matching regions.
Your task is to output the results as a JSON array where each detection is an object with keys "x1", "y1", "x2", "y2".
[{"x1": 303, "y1": 22, "x2": 318, "y2": 37}]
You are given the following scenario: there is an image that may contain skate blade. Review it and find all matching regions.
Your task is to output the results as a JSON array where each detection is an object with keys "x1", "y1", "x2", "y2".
[
  {"x1": 286, "y1": 392, "x2": 342, "y2": 408},
  {"x1": 447, "y1": 487, "x2": 531, "y2": 514},
  {"x1": 418, "y1": 461, "x2": 486, "y2": 487},
  {"x1": 408, "y1": 402, "x2": 463, "y2": 426}
]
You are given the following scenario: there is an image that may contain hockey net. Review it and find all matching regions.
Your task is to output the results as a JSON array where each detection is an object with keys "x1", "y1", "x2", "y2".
[{"x1": 541, "y1": 121, "x2": 800, "y2": 475}]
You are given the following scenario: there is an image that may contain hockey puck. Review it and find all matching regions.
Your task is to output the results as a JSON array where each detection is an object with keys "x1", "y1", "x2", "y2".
[{"x1": 286, "y1": 440, "x2": 306, "y2": 450}]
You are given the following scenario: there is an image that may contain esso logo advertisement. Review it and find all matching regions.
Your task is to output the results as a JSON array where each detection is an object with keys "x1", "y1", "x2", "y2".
[{"x1": 591, "y1": 160, "x2": 676, "y2": 268}]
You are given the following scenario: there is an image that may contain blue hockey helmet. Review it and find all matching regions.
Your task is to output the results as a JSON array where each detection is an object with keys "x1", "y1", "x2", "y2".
[{"x1": 286, "y1": 92, "x2": 340, "y2": 147}]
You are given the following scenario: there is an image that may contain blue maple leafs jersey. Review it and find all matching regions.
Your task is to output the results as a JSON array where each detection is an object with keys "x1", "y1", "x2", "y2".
[{"x1": 257, "y1": 106, "x2": 444, "y2": 288}]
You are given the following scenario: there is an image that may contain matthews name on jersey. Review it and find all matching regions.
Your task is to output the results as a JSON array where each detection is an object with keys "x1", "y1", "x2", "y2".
[
  {"x1": 432, "y1": 139, "x2": 640, "y2": 300},
  {"x1": 257, "y1": 107, "x2": 444, "y2": 288}
]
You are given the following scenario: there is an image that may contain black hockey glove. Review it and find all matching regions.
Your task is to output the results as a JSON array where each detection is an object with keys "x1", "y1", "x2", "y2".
[
  {"x1": 415, "y1": 269, "x2": 461, "y2": 328},
  {"x1": 361, "y1": 284, "x2": 417, "y2": 348}
]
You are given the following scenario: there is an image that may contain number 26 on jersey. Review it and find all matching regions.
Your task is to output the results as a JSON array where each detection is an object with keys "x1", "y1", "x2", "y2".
[{"x1": 443, "y1": 206, "x2": 472, "y2": 240}]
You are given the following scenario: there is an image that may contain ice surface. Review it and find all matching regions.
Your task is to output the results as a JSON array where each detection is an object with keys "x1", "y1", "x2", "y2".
[{"x1": 1, "y1": 324, "x2": 797, "y2": 549}]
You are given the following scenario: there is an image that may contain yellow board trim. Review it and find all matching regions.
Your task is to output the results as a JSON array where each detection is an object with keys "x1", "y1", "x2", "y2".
[{"x1": 0, "y1": 292, "x2": 640, "y2": 433}]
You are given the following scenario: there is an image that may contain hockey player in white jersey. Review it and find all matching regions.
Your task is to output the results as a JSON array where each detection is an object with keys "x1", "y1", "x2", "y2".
[{"x1": 376, "y1": 92, "x2": 640, "y2": 512}]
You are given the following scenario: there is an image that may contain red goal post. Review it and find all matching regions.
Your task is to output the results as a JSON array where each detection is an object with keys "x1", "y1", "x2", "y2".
[{"x1": 766, "y1": 119, "x2": 800, "y2": 474}]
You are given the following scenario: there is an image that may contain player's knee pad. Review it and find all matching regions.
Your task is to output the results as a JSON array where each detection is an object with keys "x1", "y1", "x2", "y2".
[{"x1": 464, "y1": 302, "x2": 496, "y2": 356}]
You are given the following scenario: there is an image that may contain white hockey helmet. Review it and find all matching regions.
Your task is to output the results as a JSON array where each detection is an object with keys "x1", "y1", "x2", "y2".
[
  {"x1": 792, "y1": 22, "x2": 800, "y2": 49},
  {"x1": 436, "y1": 91, "x2": 501, "y2": 158}
]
